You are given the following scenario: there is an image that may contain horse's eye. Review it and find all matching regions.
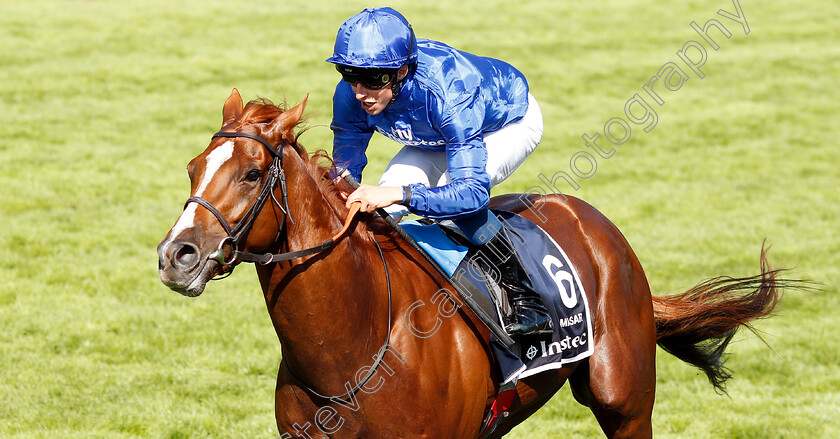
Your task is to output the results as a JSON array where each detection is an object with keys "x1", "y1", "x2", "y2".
[{"x1": 245, "y1": 170, "x2": 261, "y2": 182}]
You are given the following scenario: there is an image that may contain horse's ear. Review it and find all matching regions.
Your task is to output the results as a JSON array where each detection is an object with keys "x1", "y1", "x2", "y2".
[
  {"x1": 265, "y1": 94, "x2": 308, "y2": 144},
  {"x1": 222, "y1": 88, "x2": 244, "y2": 126}
]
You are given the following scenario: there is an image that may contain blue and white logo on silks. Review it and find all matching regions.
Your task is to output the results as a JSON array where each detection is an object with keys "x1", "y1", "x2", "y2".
[{"x1": 374, "y1": 126, "x2": 446, "y2": 147}]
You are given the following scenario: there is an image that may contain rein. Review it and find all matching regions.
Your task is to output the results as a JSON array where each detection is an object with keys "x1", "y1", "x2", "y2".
[{"x1": 284, "y1": 238, "x2": 394, "y2": 402}]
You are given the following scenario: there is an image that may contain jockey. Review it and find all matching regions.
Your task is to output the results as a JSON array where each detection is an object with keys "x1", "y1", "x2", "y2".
[{"x1": 327, "y1": 8, "x2": 552, "y2": 336}]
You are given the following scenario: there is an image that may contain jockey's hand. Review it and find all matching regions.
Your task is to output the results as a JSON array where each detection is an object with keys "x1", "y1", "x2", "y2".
[{"x1": 344, "y1": 184, "x2": 403, "y2": 213}]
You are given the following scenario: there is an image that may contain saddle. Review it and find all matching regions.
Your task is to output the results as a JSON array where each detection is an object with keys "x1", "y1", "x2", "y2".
[
  {"x1": 401, "y1": 211, "x2": 595, "y2": 437},
  {"x1": 400, "y1": 211, "x2": 592, "y2": 374},
  {"x1": 403, "y1": 217, "x2": 513, "y2": 319}
]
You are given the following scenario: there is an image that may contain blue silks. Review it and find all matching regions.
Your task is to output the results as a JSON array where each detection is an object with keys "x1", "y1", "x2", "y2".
[{"x1": 331, "y1": 38, "x2": 530, "y2": 220}]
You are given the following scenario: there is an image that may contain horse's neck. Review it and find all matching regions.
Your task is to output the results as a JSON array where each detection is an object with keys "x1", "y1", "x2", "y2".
[{"x1": 259, "y1": 152, "x2": 390, "y2": 394}]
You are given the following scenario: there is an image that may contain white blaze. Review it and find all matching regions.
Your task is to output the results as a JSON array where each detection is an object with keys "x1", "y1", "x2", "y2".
[{"x1": 168, "y1": 141, "x2": 235, "y2": 240}]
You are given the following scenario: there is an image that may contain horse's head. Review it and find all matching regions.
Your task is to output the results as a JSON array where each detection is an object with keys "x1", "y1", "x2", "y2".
[{"x1": 157, "y1": 89, "x2": 307, "y2": 296}]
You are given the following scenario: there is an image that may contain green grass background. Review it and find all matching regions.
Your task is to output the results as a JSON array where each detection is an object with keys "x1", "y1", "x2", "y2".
[{"x1": 1, "y1": 0, "x2": 838, "y2": 437}]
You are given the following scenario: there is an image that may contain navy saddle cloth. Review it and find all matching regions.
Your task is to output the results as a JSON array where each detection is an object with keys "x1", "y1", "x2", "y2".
[{"x1": 401, "y1": 210, "x2": 594, "y2": 382}]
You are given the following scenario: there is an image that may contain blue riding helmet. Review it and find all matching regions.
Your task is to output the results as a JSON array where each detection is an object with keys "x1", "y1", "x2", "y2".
[{"x1": 326, "y1": 7, "x2": 418, "y2": 69}]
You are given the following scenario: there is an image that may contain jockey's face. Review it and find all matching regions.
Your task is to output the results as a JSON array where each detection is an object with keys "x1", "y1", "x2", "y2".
[
  {"x1": 351, "y1": 66, "x2": 408, "y2": 116},
  {"x1": 352, "y1": 82, "x2": 392, "y2": 116}
]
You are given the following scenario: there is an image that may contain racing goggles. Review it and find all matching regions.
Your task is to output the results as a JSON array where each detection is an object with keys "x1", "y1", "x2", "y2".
[{"x1": 336, "y1": 65, "x2": 396, "y2": 90}]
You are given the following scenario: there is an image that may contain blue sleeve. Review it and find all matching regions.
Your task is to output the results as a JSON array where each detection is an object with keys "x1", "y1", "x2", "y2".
[
  {"x1": 331, "y1": 81, "x2": 374, "y2": 182},
  {"x1": 406, "y1": 92, "x2": 491, "y2": 219}
]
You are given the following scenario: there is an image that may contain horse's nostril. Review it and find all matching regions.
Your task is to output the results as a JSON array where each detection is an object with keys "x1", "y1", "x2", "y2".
[{"x1": 173, "y1": 242, "x2": 200, "y2": 270}]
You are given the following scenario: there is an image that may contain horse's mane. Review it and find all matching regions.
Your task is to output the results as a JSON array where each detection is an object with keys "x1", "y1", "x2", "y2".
[{"x1": 234, "y1": 98, "x2": 391, "y2": 235}]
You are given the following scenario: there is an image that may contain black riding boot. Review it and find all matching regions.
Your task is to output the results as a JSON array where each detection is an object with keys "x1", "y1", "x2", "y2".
[{"x1": 477, "y1": 230, "x2": 554, "y2": 336}]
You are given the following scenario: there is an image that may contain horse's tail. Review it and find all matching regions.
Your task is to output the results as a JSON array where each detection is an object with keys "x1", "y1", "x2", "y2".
[{"x1": 651, "y1": 244, "x2": 801, "y2": 393}]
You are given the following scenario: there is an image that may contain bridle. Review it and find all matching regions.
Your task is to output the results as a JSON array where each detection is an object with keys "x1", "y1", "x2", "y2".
[
  {"x1": 184, "y1": 131, "x2": 288, "y2": 276},
  {"x1": 182, "y1": 129, "x2": 390, "y2": 401},
  {"x1": 185, "y1": 130, "x2": 358, "y2": 276}
]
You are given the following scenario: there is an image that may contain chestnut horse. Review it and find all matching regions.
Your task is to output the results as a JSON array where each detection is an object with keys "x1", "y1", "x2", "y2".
[{"x1": 158, "y1": 90, "x2": 790, "y2": 438}]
